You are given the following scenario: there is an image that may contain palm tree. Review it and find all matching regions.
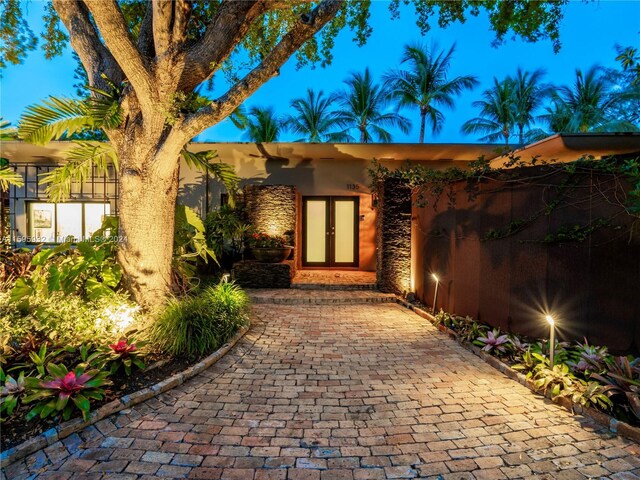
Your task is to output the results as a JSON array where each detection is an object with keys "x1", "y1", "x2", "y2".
[
  {"x1": 243, "y1": 106, "x2": 283, "y2": 142},
  {"x1": 510, "y1": 68, "x2": 552, "y2": 144},
  {"x1": 283, "y1": 89, "x2": 343, "y2": 142},
  {"x1": 461, "y1": 78, "x2": 516, "y2": 146},
  {"x1": 0, "y1": 119, "x2": 24, "y2": 189},
  {"x1": 541, "y1": 66, "x2": 638, "y2": 133},
  {"x1": 384, "y1": 43, "x2": 478, "y2": 143},
  {"x1": 335, "y1": 68, "x2": 411, "y2": 143}
]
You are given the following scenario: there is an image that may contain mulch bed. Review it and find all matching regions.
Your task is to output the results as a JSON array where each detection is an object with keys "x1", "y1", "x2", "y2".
[{"x1": 1, "y1": 355, "x2": 195, "y2": 451}]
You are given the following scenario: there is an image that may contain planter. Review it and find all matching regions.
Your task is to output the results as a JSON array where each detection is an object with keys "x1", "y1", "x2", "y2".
[{"x1": 252, "y1": 246, "x2": 292, "y2": 263}]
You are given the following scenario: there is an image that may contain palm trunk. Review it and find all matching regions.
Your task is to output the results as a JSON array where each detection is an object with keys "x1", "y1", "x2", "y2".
[
  {"x1": 359, "y1": 126, "x2": 366, "y2": 143},
  {"x1": 518, "y1": 125, "x2": 524, "y2": 145},
  {"x1": 419, "y1": 112, "x2": 426, "y2": 144},
  {"x1": 116, "y1": 158, "x2": 180, "y2": 311}
]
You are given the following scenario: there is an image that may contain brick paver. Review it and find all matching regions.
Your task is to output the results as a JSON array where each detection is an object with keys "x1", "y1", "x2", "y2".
[{"x1": 3, "y1": 295, "x2": 640, "y2": 479}]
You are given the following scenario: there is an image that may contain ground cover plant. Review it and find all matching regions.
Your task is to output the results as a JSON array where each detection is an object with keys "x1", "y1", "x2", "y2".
[{"x1": 432, "y1": 309, "x2": 640, "y2": 425}]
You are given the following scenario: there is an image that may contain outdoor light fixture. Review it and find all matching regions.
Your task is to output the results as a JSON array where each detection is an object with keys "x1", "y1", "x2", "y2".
[
  {"x1": 546, "y1": 315, "x2": 555, "y2": 366},
  {"x1": 431, "y1": 273, "x2": 439, "y2": 314},
  {"x1": 222, "y1": 273, "x2": 230, "y2": 283}
]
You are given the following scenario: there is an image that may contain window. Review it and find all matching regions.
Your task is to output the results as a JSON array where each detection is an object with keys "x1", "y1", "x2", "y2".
[{"x1": 28, "y1": 202, "x2": 111, "y2": 243}]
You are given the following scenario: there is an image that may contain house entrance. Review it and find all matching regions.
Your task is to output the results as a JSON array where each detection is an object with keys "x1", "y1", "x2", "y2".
[{"x1": 302, "y1": 196, "x2": 359, "y2": 268}]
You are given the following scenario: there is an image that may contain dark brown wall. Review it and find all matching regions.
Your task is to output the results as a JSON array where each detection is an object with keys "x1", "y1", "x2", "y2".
[
  {"x1": 413, "y1": 170, "x2": 640, "y2": 354},
  {"x1": 377, "y1": 178, "x2": 412, "y2": 293}
]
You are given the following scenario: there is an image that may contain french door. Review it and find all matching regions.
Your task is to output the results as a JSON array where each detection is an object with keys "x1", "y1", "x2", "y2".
[{"x1": 302, "y1": 196, "x2": 359, "y2": 268}]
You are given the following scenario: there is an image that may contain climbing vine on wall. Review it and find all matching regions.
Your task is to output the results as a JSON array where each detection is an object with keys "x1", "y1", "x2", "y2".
[{"x1": 368, "y1": 154, "x2": 640, "y2": 245}]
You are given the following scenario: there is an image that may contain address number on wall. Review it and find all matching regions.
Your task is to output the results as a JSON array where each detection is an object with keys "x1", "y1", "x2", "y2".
[{"x1": 346, "y1": 183, "x2": 360, "y2": 191}]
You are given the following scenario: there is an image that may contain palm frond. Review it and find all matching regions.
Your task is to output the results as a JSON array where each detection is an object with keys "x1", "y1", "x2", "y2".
[
  {"x1": 19, "y1": 97, "x2": 93, "y2": 145},
  {"x1": 0, "y1": 118, "x2": 18, "y2": 140},
  {"x1": 39, "y1": 142, "x2": 117, "y2": 202},
  {"x1": 0, "y1": 166, "x2": 24, "y2": 190},
  {"x1": 181, "y1": 149, "x2": 240, "y2": 206}
]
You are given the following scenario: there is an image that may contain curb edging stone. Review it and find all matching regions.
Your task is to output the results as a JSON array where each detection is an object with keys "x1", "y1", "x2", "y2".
[
  {"x1": 395, "y1": 296, "x2": 640, "y2": 445},
  {"x1": 0, "y1": 325, "x2": 249, "y2": 468}
]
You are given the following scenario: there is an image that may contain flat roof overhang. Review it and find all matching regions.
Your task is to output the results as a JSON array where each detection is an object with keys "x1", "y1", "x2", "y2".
[{"x1": 490, "y1": 132, "x2": 640, "y2": 168}]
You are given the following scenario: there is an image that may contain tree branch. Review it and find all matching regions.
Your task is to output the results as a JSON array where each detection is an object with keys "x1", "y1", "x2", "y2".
[
  {"x1": 183, "y1": 0, "x2": 342, "y2": 138},
  {"x1": 52, "y1": 0, "x2": 122, "y2": 88},
  {"x1": 172, "y1": 0, "x2": 192, "y2": 46},
  {"x1": 152, "y1": 0, "x2": 173, "y2": 57},
  {"x1": 137, "y1": 1, "x2": 155, "y2": 59},
  {"x1": 179, "y1": 0, "x2": 264, "y2": 92},
  {"x1": 82, "y1": 0, "x2": 156, "y2": 111}
]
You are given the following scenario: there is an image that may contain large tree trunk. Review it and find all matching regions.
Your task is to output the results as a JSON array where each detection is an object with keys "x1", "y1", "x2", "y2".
[{"x1": 116, "y1": 154, "x2": 180, "y2": 311}]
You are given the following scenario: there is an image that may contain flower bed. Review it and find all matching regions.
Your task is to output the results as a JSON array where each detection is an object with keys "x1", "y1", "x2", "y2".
[
  {"x1": 405, "y1": 302, "x2": 640, "y2": 428},
  {"x1": 1, "y1": 239, "x2": 251, "y2": 453}
]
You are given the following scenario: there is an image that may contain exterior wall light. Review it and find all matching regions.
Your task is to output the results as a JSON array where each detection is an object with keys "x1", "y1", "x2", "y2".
[
  {"x1": 546, "y1": 315, "x2": 555, "y2": 366},
  {"x1": 431, "y1": 273, "x2": 439, "y2": 314}
]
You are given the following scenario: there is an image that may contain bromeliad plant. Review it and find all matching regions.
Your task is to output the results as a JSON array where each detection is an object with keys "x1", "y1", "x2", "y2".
[
  {"x1": 0, "y1": 368, "x2": 26, "y2": 419},
  {"x1": 23, "y1": 363, "x2": 111, "y2": 422},
  {"x1": 99, "y1": 336, "x2": 146, "y2": 376},
  {"x1": 474, "y1": 328, "x2": 511, "y2": 355},
  {"x1": 590, "y1": 356, "x2": 640, "y2": 421}
]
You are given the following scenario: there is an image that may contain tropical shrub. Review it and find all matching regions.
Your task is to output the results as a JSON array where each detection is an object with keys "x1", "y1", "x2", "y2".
[
  {"x1": 558, "y1": 380, "x2": 614, "y2": 411},
  {"x1": 457, "y1": 318, "x2": 488, "y2": 343},
  {"x1": 0, "y1": 291, "x2": 141, "y2": 353},
  {"x1": 150, "y1": 281, "x2": 250, "y2": 358},
  {"x1": 23, "y1": 363, "x2": 111, "y2": 421},
  {"x1": 10, "y1": 239, "x2": 121, "y2": 304},
  {"x1": 0, "y1": 246, "x2": 40, "y2": 290},
  {"x1": 532, "y1": 362, "x2": 576, "y2": 398},
  {"x1": 173, "y1": 205, "x2": 216, "y2": 292},
  {"x1": 204, "y1": 205, "x2": 251, "y2": 265},
  {"x1": 567, "y1": 339, "x2": 609, "y2": 375}
]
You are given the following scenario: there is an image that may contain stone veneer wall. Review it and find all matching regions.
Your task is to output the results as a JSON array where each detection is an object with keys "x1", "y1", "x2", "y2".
[
  {"x1": 376, "y1": 177, "x2": 412, "y2": 294},
  {"x1": 244, "y1": 185, "x2": 297, "y2": 240}
]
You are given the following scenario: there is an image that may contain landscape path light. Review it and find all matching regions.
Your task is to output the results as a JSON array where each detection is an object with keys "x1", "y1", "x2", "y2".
[
  {"x1": 431, "y1": 273, "x2": 439, "y2": 314},
  {"x1": 546, "y1": 315, "x2": 555, "y2": 366}
]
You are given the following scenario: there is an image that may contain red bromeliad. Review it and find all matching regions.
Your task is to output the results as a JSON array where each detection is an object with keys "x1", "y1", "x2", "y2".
[{"x1": 109, "y1": 339, "x2": 137, "y2": 356}]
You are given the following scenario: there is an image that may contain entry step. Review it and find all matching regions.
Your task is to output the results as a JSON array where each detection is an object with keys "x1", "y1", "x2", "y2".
[
  {"x1": 248, "y1": 289, "x2": 397, "y2": 305},
  {"x1": 291, "y1": 283, "x2": 377, "y2": 291}
]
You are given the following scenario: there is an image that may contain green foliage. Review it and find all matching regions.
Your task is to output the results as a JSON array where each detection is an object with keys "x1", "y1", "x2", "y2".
[
  {"x1": 150, "y1": 281, "x2": 250, "y2": 358},
  {"x1": 204, "y1": 205, "x2": 251, "y2": 262},
  {"x1": 23, "y1": 363, "x2": 111, "y2": 422},
  {"x1": 173, "y1": 205, "x2": 216, "y2": 291},
  {"x1": 456, "y1": 317, "x2": 489, "y2": 343},
  {"x1": 0, "y1": 290, "x2": 140, "y2": 356},
  {"x1": 247, "y1": 232, "x2": 287, "y2": 249},
  {"x1": 513, "y1": 349, "x2": 547, "y2": 376},
  {"x1": 0, "y1": 0, "x2": 37, "y2": 69},
  {"x1": 559, "y1": 380, "x2": 614, "y2": 411},
  {"x1": 532, "y1": 362, "x2": 576, "y2": 398},
  {"x1": 10, "y1": 239, "x2": 122, "y2": 304}
]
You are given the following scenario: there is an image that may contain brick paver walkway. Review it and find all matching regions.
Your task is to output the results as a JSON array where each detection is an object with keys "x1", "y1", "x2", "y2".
[{"x1": 4, "y1": 298, "x2": 640, "y2": 479}]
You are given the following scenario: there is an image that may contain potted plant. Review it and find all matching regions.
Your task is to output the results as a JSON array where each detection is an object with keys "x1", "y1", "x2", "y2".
[{"x1": 247, "y1": 232, "x2": 292, "y2": 263}]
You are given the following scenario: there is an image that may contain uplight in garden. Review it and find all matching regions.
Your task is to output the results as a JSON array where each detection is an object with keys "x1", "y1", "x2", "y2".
[{"x1": 101, "y1": 304, "x2": 140, "y2": 332}]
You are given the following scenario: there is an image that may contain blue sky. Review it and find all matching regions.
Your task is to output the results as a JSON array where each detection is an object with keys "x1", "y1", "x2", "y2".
[{"x1": 1, "y1": 1, "x2": 639, "y2": 143}]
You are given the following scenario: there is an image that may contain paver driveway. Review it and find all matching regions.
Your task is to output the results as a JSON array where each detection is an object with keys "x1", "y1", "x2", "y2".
[{"x1": 4, "y1": 299, "x2": 640, "y2": 479}]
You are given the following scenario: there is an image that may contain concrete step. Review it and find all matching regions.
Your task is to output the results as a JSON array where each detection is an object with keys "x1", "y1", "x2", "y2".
[
  {"x1": 248, "y1": 289, "x2": 397, "y2": 305},
  {"x1": 291, "y1": 283, "x2": 377, "y2": 291}
]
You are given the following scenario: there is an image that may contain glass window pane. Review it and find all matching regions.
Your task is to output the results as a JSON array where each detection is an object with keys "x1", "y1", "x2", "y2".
[
  {"x1": 56, "y1": 203, "x2": 83, "y2": 242},
  {"x1": 305, "y1": 200, "x2": 327, "y2": 263},
  {"x1": 334, "y1": 200, "x2": 355, "y2": 263},
  {"x1": 29, "y1": 203, "x2": 56, "y2": 243},
  {"x1": 84, "y1": 203, "x2": 111, "y2": 237}
]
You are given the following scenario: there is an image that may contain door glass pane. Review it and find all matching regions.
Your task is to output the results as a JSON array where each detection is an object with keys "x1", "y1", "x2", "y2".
[
  {"x1": 29, "y1": 202, "x2": 55, "y2": 243},
  {"x1": 334, "y1": 200, "x2": 355, "y2": 263},
  {"x1": 56, "y1": 203, "x2": 83, "y2": 242},
  {"x1": 84, "y1": 203, "x2": 111, "y2": 238},
  {"x1": 305, "y1": 200, "x2": 327, "y2": 263}
]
